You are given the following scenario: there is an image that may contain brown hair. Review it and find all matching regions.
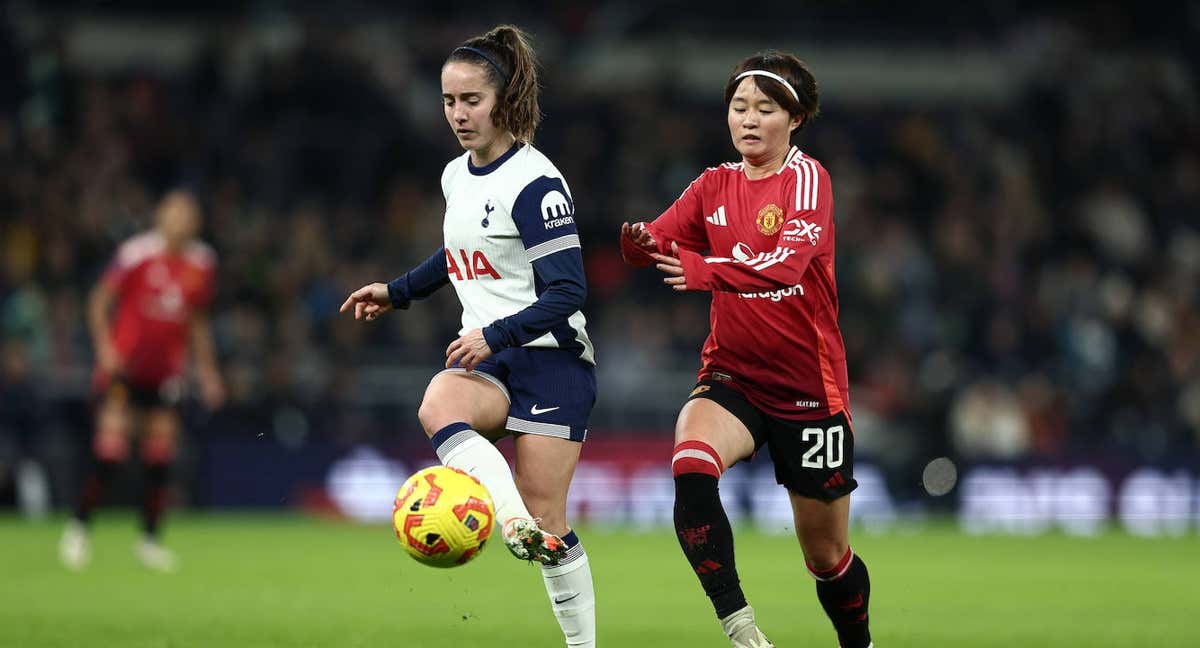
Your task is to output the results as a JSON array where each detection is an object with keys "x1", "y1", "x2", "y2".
[
  {"x1": 446, "y1": 25, "x2": 541, "y2": 143},
  {"x1": 724, "y1": 51, "x2": 820, "y2": 133}
]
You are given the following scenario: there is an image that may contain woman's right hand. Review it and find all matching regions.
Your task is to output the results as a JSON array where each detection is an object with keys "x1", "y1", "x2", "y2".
[
  {"x1": 339, "y1": 282, "x2": 394, "y2": 321},
  {"x1": 621, "y1": 221, "x2": 657, "y2": 252}
]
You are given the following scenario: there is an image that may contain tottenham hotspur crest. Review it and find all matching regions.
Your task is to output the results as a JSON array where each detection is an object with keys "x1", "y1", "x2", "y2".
[{"x1": 481, "y1": 199, "x2": 495, "y2": 228}]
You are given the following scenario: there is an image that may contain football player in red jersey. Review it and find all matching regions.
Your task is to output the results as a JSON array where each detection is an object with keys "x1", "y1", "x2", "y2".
[
  {"x1": 621, "y1": 52, "x2": 873, "y2": 648},
  {"x1": 60, "y1": 189, "x2": 224, "y2": 572}
]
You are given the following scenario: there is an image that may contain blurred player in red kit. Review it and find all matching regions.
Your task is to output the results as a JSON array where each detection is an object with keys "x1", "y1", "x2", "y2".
[
  {"x1": 59, "y1": 189, "x2": 224, "y2": 572},
  {"x1": 621, "y1": 52, "x2": 873, "y2": 648}
]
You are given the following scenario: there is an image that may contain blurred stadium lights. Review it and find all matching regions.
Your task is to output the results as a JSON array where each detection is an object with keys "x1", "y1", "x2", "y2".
[
  {"x1": 0, "y1": 11, "x2": 1034, "y2": 104},
  {"x1": 575, "y1": 42, "x2": 1020, "y2": 103},
  {"x1": 20, "y1": 10, "x2": 1194, "y2": 106},
  {"x1": 22, "y1": 18, "x2": 1020, "y2": 103}
]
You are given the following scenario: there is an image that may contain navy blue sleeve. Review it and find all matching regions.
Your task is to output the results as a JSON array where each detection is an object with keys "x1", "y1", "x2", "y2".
[
  {"x1": 483, "y1": 250, "x2": 587, "y2": 351},
  {"x1": 386, "y1": 248, "x2": 449, "y2": 310},
  {"x1": 482, "y1": 176, "x2": 586, "y2": 352}
]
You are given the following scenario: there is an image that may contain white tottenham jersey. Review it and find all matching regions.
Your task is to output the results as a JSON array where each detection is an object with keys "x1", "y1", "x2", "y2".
[{"x1": 441, "y1": 144, "x2": 594, "y2": 364}]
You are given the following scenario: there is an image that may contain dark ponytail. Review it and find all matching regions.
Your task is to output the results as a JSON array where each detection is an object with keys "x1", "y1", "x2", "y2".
[{"x1": 446, "y1": 24, "x2": 542, "y2": 142}]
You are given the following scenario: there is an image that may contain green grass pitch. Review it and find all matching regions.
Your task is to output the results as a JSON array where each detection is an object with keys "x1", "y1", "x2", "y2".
[{"x1": 2, "y1": 513, "x2": 1197, "y2": 647}]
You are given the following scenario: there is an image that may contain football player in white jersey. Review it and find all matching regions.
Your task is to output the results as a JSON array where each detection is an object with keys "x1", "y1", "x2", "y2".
[{"x1": 340, "y1": 24, "x2": 596, "y2": 647}]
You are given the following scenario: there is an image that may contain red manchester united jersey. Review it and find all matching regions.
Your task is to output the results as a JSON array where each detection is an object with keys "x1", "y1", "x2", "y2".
[
  {"x1": 624, "y1": 147, "x2": 849, "y2": 421},
  {"x1": 99, "y1": 231, "x2": 217, "y2": 385}
]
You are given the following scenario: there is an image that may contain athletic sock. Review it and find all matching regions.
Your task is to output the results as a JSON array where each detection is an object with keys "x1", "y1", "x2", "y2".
[
  {"x1": 541, "y1": 530, "x2": 595, "y2": 647},
  {"x1": 430, "y1": 423, "x2": 532, "y2": 524},
  {"x1": 672, "y1": 440, "x2": 747, "y2": 618},
  {"x1": 75, "y1": 459, "x2": 120, "y2": 525},
  {"x1": 141, "y1": 463, "x2": 170, "y2": 539},
  {"x1": 810, "y1": 548, "x2": 872, "y2": 648}
]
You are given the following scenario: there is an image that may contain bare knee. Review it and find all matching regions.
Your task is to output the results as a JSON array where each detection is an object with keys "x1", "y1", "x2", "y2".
[
  {"x1": 416, "y1": 397, "x2": 453, "y2": 438},
  {"x1": 800, "y1": 536, "x2": 850, "y2": 571},
  {"x1": 417, "y1": 375, "x2": 508, "y2": 438},
  {"x1": 94, "y1": 401, "x2": 132, "y2": 461},
  {"x1": 418, "y1": 380, "x2": 470, "y2": 437},
  {"x1": 141, "y1": 410, "x2": 179, "y2": 463}
]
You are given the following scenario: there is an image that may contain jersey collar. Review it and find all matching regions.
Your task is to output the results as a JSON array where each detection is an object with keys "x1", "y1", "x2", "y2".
[
  {"x1": 468, "y1": 141, "x2": 524, "y2": 176},
  {"x1": 777, "y1": 146, "x2": 800, "y2": 174}
]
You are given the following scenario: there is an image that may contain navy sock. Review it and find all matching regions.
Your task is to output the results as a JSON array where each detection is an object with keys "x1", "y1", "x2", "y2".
[{"x1": 430, "y1": 422, "x2": 475, "y2": 462}]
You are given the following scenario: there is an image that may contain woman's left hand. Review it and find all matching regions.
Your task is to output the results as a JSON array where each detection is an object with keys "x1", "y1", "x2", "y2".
[
  {"x1": 446, "y1": 328, "x2": 494, "y2": 371},
  {"x1": 651, "y1": 242, "x2": 688, "y2": 291}
]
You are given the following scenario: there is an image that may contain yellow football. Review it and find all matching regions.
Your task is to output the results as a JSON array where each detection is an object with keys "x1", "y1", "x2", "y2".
[{"x1": 392, "y1": 466, "x2": 495, "y2": 568}]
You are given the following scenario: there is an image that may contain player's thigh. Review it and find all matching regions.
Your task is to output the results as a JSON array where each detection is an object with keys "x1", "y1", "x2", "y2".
[
  {"x1": 512, "y1": 434, "x2": 581, "y2": 532},
  {"x1": 771, "y1": 411, "x2": 858, "y2": 568},
  {"x1": 141, "y1": 406, "x2": 181, "y2": 463},
  {"x1": 789, "y1": 491, "x2": 851, "y2": 570},
  {"x1": 674, "y1": 397, "x2": 757, "y2": 469},
  {"x1": 94, "y1": 385, "x2": 135, "y2": 461},
  {"x1": 417, "y1": 371, "x2": 508, "y2": 439}
]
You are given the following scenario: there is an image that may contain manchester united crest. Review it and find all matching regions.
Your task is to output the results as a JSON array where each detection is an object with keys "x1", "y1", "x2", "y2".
[{"x1": 756, "y1": 204, "x2": 784, "y2": 235}]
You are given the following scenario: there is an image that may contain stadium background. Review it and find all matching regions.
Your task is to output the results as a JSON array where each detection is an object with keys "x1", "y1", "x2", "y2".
[{"x1": 1, "y1": 2, "x2": 1198, "y2": 646}]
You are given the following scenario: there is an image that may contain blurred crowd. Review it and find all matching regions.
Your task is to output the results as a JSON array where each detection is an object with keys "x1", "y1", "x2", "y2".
[{"x1": 1, "y1": 5, "x2": 1198, "y2": 502}]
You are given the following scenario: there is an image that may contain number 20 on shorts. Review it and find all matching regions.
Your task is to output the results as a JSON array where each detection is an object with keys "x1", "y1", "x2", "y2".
[{"x1": 801, "y1": 425, "x2": 845, "y2": 469}]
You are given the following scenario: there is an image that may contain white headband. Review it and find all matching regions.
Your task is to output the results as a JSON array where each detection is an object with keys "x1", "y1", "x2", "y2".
[{"x1": 734, "y1": 69, "x2": 800, "y2": 103}]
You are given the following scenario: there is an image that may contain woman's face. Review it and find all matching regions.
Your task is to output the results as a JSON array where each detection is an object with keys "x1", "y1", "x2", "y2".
[
  {"x1": 442, "y1": 61, "x2": 506, "y2": 153},
  {"x1": 727, "y1": 76, "x2": 802, "y2": 164},
  {"x1": 155, "y1": 191, "x2": 200, "y2": 249}
]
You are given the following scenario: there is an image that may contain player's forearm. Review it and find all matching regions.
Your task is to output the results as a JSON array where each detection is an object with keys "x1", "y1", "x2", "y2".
[
  {"x1": 483, "y1": 279, "x2": 586, "y2": 352},
  {"x1": 86, "y1": 286, "x2": 113, "y2": 346},
  {"x1": 190, "y1": 317, "x2": 220, "y2": 376},
  {"x1": 483, "y1": 248, "x2": 587, "y2": 351},
  {"x1": 645, "y1": 221, "x2": 709, "y2": 257},
  {"x1": 681, "y1": 248, "x2": 810, "y2": 292},
  {"x1": 387, "y1": 248, "x2": 450, "y2": 310}
]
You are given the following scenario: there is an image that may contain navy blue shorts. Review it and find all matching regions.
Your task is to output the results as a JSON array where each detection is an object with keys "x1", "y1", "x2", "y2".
[{"x1": 444, "y1": 347, "x2": 596, "y2": 442}]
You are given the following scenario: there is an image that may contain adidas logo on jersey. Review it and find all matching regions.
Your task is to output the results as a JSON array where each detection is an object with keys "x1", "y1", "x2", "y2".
[
  {"x1": 706, "y1": 206, "x2": 728, "y2": 226},
  {"x1": 541, "y1": 190, "x2": 574, "y2": 230}
]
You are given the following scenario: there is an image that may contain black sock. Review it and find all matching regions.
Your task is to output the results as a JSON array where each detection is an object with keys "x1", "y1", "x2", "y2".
[
  {"x1": 75, "y1": 460, "x2": 120, "y2": 524},
  {"x1": 141, "y1": 463, "x2": 170, "y2": 538},
  {"x1": 674, "y1": 473, "x2": 747, "y2": 618},
  {"x1": 815, "y1": 552, "x2": 872, "y2": 648}
]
